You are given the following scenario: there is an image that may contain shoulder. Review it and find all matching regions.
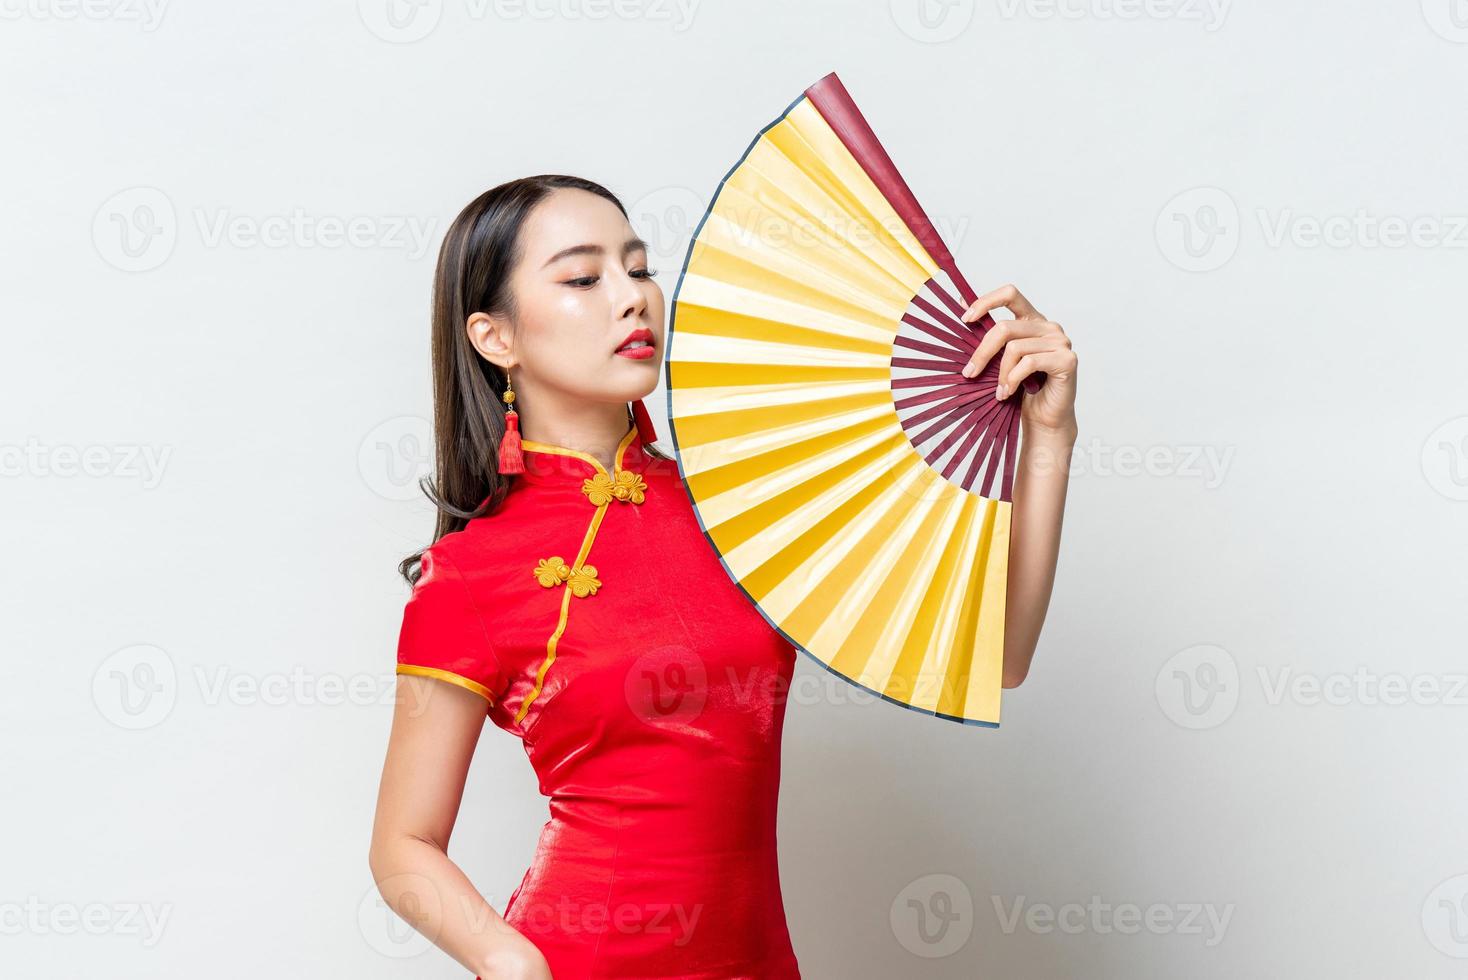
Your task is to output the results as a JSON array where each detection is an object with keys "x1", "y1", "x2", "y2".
[
  {"x1": 396, "y1": 531, "x2": 510, "y2": 705},
  {"x1": 418, "y1": 504, "x2": 532, "y2": 588}
]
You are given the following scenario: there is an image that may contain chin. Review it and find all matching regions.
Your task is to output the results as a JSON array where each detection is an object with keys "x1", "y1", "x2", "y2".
[
  {"x1": 610, "y1": 354, "x2": 663, "y2": 375},
  {"x1": 601, "y1": 373, "x2": 660, "y2": 403}
]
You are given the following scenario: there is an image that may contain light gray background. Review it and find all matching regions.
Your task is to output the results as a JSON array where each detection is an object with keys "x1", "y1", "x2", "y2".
[{"x1": 4, "y1": 1, "x2": 1466, "y2": 977}]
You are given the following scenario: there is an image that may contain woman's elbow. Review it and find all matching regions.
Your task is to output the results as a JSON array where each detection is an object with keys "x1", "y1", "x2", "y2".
[
  {"x1": 1001, "y1": 655, "x2": 1032, "y2": 689},
  {"x1": 367, "y1": 830, "x2": 408, "y2": 882},
  {"x1": 367, "y1": 842, "x2": 389, "y2": 882}
]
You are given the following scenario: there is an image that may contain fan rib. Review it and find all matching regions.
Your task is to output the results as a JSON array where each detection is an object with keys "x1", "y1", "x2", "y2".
[
  {"x1": 893, "y1": 333, "x2": 970, "y2": 364},
  {"x1": 805, "y1": 73, "x2": 975, "y2": 306}
]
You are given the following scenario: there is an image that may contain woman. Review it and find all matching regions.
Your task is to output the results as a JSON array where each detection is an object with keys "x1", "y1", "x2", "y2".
[{"x1": 367, "y1": 175, "x2": 1078, "y2": 978}]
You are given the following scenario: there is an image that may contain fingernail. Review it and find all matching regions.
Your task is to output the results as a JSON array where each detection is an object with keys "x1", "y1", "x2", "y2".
[
  {"x1": 962, "y1": 364, "x2": 975, "y2": 378},
  {"x1": 995, "y1": 384, "x2": 1008, "y2": 400}
]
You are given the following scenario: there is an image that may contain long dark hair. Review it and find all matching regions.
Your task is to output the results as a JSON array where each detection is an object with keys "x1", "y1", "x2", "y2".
[{"x1": 399, "y1": 174, "x2": 674, "y2": 585}]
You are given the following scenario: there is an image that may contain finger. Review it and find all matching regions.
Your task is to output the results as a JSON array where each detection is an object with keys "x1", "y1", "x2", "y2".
[
  {"x1": 961, "y1": 319, "x2": 1060, "y2": 378},
  {"x1": 994, "y1": 337, "x2": 1056, "y2": 392},
  {"x1": 1001, "y1": 348, "x2": 1078, "y2": 396},
  {"x1": 960, "y1": 283, "x2": 1043, "y2": 324}
]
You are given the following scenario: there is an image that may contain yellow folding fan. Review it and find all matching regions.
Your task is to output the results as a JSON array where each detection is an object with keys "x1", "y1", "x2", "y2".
[{"x1": 665, "y1": 72, "x2": 1035, "y2": 728}]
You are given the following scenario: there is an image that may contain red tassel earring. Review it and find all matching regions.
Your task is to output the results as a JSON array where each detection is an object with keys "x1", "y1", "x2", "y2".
[
  {"x1": 631, "y1": 398, "x2": 658, "y2": 445},
  {"x1": 497, "y1": 368, "x2": 524, "y2": 475}
]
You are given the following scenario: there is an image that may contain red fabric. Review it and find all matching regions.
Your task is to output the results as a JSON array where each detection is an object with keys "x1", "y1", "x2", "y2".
[{"x1": 397, "y1": 425, "x2": 801, "y2": 978}]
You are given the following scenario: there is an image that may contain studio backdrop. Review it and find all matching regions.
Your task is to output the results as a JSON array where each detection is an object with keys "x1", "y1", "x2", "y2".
[{"x1": 3, "y1": 2, "x2": 1465, "y2": 978}]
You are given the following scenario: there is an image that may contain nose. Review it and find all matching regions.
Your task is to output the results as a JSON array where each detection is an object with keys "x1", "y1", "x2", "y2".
[{"x1": 613, "y1": 268, "x2": 648, "y2": 321}]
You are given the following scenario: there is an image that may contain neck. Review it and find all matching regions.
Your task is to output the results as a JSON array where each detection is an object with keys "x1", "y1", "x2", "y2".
[{"x1": 519, "y1": 402, "x2": 634, "y2": 473}]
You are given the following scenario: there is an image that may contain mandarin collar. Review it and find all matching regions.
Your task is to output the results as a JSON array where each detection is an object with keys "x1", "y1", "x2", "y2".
[{"x1": 516, "y1": 422, "x2": 653, "y2": 487}]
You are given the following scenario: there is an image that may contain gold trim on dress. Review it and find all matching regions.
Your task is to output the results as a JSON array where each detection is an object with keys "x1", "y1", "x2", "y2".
[
  {"x1": 515, "y1": 425, "x2": 643, "y2": 725},
  {"x1": 520, "y1": 423, "x2": 638, "y2": 478},
  {"x1": 396, "y1": 663, "x2": 495, "y2": 704}
]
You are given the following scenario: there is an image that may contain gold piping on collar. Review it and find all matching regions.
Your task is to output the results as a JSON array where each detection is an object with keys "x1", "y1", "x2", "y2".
[{"x1": 519, "y1": 424, "x2": 638, "y2": 478}]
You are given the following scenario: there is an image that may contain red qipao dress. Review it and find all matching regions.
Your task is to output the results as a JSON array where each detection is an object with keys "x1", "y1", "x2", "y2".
[{"x1": 394, "y1": 422, "x2": 802, "y2": 979}]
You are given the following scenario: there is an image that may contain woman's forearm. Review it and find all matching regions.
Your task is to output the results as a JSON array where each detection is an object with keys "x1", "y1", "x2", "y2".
[
  {"x1": 369, "y1": 834, "x2": 542, "y2": 977},
  {"x1": 955, "y1": 283, "x2": 1078, "y2": 690},
  {"x1": 1001, "y1": 421, "x2": 1077, "y2": 688}
]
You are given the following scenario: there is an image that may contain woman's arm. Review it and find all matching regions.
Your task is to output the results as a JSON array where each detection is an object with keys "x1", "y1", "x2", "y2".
[
  {"x1": 368, "y1": 676, "x2": 551, "y2": 979},
  {"x1": 959, "y1": 284, "x2": 1079, "y2": 689},
  {"x1": 1001, "y1": 419, "x2": 1076, "y2": 687}
]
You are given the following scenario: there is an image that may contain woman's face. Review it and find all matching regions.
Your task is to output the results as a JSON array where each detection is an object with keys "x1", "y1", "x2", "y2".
[{"x1": 483, "y1": 187, "x2": 665, "y2": 409}]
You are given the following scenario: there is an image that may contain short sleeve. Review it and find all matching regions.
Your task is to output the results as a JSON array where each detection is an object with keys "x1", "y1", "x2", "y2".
[{"x1": 396, "y1": 547, "x2": 506, "y2": 707}]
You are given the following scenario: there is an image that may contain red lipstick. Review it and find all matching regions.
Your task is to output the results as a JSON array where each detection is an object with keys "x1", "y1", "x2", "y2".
[{"x1": 614, "y1": 327, "x2": 656, "y2": 360}]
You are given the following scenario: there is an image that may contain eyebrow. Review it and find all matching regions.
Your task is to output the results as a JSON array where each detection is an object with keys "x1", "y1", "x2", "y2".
[{"x1": 540, "y1": 237, "x2": 649, "y2": 269}]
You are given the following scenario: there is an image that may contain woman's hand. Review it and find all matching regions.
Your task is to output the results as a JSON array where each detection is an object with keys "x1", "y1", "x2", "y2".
[
  {"x1": 371, "y1": 674, "x2": 554, "y2": 980},
  {"x1": 959, "y1": 283, "x2": 1078, "y2": 439}
]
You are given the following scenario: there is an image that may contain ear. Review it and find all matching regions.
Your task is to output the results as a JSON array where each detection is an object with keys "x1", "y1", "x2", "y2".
[{"x1": 466, "y1": 312, "x2": 513, "y2": 369}]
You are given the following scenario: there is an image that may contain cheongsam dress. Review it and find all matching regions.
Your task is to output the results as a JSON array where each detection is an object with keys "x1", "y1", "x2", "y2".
[{"x1": 395, "y1": 422, "x2": 803, "y2": 979}]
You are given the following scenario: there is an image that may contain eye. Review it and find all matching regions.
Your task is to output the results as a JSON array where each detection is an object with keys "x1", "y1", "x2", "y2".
[
  {"x1": 565, "y1": 276, "x2": 598, "y2": 288},
  {"x1": 631, "y1": 267, "x2": 659, "y2": 279}
]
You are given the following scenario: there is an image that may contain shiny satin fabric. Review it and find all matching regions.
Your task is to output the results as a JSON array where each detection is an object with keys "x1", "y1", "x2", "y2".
[{"x1": 396, "y1": 424, "x2": 801, "y2": 978}]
